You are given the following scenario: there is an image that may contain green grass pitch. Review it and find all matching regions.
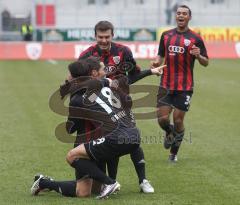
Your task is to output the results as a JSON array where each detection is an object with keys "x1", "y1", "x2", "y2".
[{"x1": 0, "y1": 59, "x2": 239, "y2": 205}]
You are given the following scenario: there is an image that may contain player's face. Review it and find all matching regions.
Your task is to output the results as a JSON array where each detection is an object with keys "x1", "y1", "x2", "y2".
[
  {"x1": 95, "y1": 29, "x2": 113, "y2": 51},
  {"x1": 92, "y1": 62, "x2": 106, "y2": 79},
  {"x1": 97, "y1": 62, "x2": 106, "y2": 78},
  {"x1": 66, "y1": 71, "x2": 73, "y2": 81},
  {"x1": 176, "y1": 7, "x2": 191, "y2": 29}
]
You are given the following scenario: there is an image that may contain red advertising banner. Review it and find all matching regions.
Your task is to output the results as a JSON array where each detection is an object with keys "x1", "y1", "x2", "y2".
[{"x1": 0, "y1": 42, "x2": 239, "y2": 60}]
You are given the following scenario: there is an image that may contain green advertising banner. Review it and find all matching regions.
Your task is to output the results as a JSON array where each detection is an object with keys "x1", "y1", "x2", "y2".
[{"x1": 36, "y1": 28, "x2": 156, "y2": 41}]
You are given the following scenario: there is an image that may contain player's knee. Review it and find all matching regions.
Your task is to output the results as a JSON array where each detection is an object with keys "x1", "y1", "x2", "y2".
[
  {"x1": 76, "y1": 188, "x2": 91, "y2": 198},
  {"x1": 174, "y1": 118, "x2": 184, "y2": 131},
  {"x1": 66, "y1": 150, "x2": 75, "y2": 165},
  {"x1": 158, "y1": 115, "x2": 170, "y2": 129}
]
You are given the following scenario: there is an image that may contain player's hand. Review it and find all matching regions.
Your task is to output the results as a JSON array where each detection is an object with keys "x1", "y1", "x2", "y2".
[
  {"x1": 190, "y1": 45, "x2": 201, "y2": 58},
  {"x1": 107, "y1": 78, "x2": 119, "y2": 89},
  {"x1": 151, "y1": 64, "x2": 166, "y2": 76},
  {"x1": 106, "y1": 78, "x2": 112, "y2": 86},
  {"x1": 150, "y1": 60, "x2": 161, "y2": 69}
]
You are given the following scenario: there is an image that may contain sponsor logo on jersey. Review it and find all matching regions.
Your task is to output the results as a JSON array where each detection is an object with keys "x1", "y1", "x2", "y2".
[
  {"x1": 104, "y1": 65, "x2": 117, "y2": 73},
  {"x1": 168, "y1": 45, "x2": 185, "y2": 54}
]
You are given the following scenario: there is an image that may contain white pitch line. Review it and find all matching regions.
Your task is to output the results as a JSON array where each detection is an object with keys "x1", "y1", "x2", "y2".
[{"x1": 47, "y1": 59, "x2": 58, "y2": 65}]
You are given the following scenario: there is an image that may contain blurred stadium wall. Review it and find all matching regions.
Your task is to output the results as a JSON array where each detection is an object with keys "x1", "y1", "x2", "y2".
[{"x1": 0, "y1": 0, "x2": 240, "y2": 59}]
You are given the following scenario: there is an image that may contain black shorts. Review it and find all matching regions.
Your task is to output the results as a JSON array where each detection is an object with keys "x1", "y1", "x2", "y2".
[
  {"x1": 157, "y1": 87, "x2": 193, "y2": 112},
  {"x1": 84, "y1": 137, "x2": 140, "y2": 162}
]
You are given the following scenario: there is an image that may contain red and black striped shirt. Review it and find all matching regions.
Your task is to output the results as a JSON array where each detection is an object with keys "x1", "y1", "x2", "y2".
[
  {"x1": 158, "y1": 28, "x2": 208, "y2": 91},
  {"x1": 79, "y1": 42, "x2": 141, "y2": 79}
]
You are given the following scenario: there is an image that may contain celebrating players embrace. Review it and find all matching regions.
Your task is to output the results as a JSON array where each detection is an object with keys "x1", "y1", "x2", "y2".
[{"x1": 31, "y1": 4, "x2": 208, "y2": 200}]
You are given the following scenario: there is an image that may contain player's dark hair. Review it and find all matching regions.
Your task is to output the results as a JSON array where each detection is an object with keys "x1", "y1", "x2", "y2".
[
  {"x1": 68, "y1": 56, "x2": 101, "y2": 78},
  {"x1": 94, "y1": 21, "x2": 114, "y2": 35},
  {"x1": 178, "y1": 5, "x2": 192, "y2": 16},
  {"x1": 85, "y1": 56, "x2": 101, "y2": 74}
]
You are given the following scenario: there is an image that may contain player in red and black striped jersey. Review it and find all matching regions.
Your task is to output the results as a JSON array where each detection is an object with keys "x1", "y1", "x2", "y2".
[
  {"x1": 152, "y1": 5, "x2": 209, "y2": 162},
  {"x1": 78, "y1": 21, "x2": 162, "y2": 193},
  {"x1": 79, "y1": 42, "x2": 142, "y2": 81},
  {"x1": 79, "y1": 26, "x2": 154, "y2": 84}
]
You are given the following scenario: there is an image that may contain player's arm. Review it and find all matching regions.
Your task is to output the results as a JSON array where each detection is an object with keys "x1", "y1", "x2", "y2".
[
  {"x1": 190, "y1": 39, "x2": 209, "y2": 67},
  {"x1": 197, "y1": 54, "x2": 208, "y2": 67},
  {"x1": 127, "y1": 67, "x2": 165, "y2": 84},
  {"x1": 78, "y1": 46, "x2": 93, "y2": 60},
  {"x1": 151, "y1": 32, "x2": 165, "y2": 68},
  {"x1": 66, "y1": 118, "x2": 80, "y2": 134},
  {"x1": 123, "y1": 47, "x2": 164, "y2": 84},
  {"x1": 151, "y1": 55, "x2": 164, "y2": 68},
  {"x1": 66, "y1": 96, "x2": 83, "y2": 134}
]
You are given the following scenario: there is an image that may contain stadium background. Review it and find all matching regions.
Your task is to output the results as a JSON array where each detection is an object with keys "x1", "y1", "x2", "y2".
[{"x1": 0, "y1": 0, "x2": 239, "y2": 204}]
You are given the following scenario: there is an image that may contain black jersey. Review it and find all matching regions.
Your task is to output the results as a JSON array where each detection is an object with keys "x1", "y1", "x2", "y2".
[{"x1": 66, "y1": 76, "x2": 138, "y2": 143}]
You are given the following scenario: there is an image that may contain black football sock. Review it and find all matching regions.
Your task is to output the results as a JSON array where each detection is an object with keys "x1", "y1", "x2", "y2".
[
  {"x1": 170, "y1": 129, "x2": 185, "y2": 155},
  {"x1": 71, "y1": 158, "x2": 115, "y2": 185},
  {"x1": 160, "y1": 120, "x2": 173, "y2": 134},
  {"x1": 130, "y1": 147, "x2": 146, "y2": 184},
  {"x1": 39, "y1": 179, "x2": 76, "y2": 197},
  {"x1": 107, "y1": 158, "x2": 119, "y2": 180},
  {"x1": 96, "y1": 161, "x2": 107, "y2": 174}
]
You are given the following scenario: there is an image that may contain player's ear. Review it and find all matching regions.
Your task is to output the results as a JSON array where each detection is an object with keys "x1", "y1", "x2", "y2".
[
  {"x1": 188, "y1": 11, "x2": 192, "y2": 20},
  {"x1": 91, "y1": 69, "x2": 98, "y2": 77},
  {"x1": 66, "y1": 71, "x2": 73, "y2": 81}
]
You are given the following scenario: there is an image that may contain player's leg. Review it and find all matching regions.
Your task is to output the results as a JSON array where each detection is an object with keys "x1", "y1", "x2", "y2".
[
  {"x1": 75, "y1": 179, "x2": 103, "y2": 197},
  {"x1": 169, "y1": 91, "x2": 192, "y2": 162},
  {"x1": 157, "y1": 105, "x2": 173, "y2": 133},
  {"x1": 130, "y1": 147, "x2": 154, "y2": 193},
  {"x1": 169, "y1": 108, "x2": 186, "y2": 162},
  {"x1": 157, "y1": 87, "x2": 174, "y2": 148},
  {"x1": 66, "y1": 143, "x2": 115, "y2": 185},
  {"x1": 106, "y1": 158, "x2": 119, "y2": 180},
  {"x1": 157, "y1": 105, "x2": 175, "y2": 149},
  {"x1": 30, "y1": 175, "x2": 77, "y2": 197},
  {"x1": 91, "y1": 180, "x2": 102, "y2": 194},
  {"x1": 131, "y1": 147, "x2": 145, "y2": 184},
  {"x1": 66, "y1": 140, "x2": 120, "y2": 199},
  {"x1": 75, "y1": 178, "x2": 93, "y2": 197}
]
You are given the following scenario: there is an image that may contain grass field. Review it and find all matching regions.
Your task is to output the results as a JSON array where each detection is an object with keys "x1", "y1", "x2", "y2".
[{"x1": 0, "y1": 59, "x2": 240, "y2": 205}]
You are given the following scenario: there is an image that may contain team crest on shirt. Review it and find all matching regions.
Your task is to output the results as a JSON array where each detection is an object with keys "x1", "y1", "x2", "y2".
[
  {"x1": 184, "y1": 39, "x2": 191, "y2": 46},
  {"x1": 113, "y1": 56, "x2": 120, "y2": 64}
]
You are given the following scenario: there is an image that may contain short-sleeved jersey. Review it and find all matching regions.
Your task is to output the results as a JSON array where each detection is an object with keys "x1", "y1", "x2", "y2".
[
  {"x1": 158, "y1": 28, "x2": 208, "y2": 91},
  {"x1": 79, "y1": 42, "x2": 141, "y2": 78}
]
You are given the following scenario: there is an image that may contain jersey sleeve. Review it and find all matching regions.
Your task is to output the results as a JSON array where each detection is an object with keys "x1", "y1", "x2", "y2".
[
  {"x1": 78, "y1": 46, "x2": 93, "y2": 60},
  {"x1": 121, "y1": 46, "x2": 153, "y2": 84},
  {"x1": 157, "y1": 32, "x2": 165, "y2": 57},
  {"x1": 196, "y1": 38, "x2": 208, "y2": 59},
  {"x1": 66, "y1": 95, "x2": 84, "y2": 134},
  {"x1": 122, "y1": 46, "x2": 141, "y2": 75}
]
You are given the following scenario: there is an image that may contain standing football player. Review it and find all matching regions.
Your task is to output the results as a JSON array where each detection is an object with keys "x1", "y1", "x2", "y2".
[{"x1": 152, "y1": 5, "x2": 209, "y2": 162}]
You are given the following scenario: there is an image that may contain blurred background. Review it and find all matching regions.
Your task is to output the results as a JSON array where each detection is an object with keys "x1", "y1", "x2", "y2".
[{"x1": 0, "y1": 0, "x2": 239, "y2": 59}]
